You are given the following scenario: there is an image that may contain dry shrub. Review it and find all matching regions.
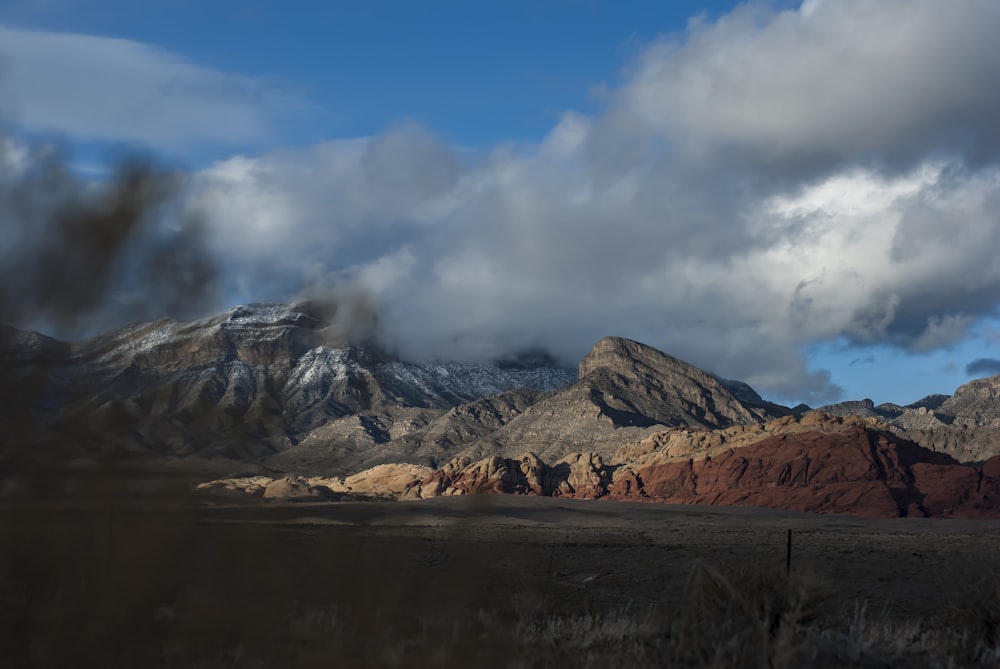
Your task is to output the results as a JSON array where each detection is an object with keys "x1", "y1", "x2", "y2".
[{"x1": 657, "y1": 562, "x2": 825, "y2": 669}]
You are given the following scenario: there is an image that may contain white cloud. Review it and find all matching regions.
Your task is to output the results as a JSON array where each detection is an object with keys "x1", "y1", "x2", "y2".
[
  {"x1": 618, "y1": 0, "x2": 1000, "y2": 171},
  {"x1": 0, "y1": 24, "x2": 298, "y2": 149}
]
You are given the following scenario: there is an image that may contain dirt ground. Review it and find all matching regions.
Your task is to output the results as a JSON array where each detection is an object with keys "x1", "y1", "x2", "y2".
[{"x1": 4, "y1": 494, "x2": 1000, "y2": 667}]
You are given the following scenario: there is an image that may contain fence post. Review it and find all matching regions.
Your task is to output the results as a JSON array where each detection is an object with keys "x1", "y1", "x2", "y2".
[{"x1": 786, "y1": 529, "x2": 792, "y2": 575}]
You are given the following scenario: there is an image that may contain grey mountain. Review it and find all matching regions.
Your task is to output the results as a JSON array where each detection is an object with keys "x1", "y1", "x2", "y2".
[
  {"x1": 1, "y1": 308, "x2": 790, "y2": 476},
  {"x1": 1, "y1": 304, "x2": 573, "y2": 473}
]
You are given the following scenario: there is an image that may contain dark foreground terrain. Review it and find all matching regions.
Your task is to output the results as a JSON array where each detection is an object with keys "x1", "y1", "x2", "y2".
[{"x1": 4, "y1": 493, "x2": 1000, "y2": 668}]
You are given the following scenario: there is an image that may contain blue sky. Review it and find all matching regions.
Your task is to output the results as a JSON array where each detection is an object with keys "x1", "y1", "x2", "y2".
[
  {"x1": 1, "y1": 0, "x2": 999, "y2": 407},
  {"x1": 0, "y1": 0, "x2": 775, "y2": 154}
]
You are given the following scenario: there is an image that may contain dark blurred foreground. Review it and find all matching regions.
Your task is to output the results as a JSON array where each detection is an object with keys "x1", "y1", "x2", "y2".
[{"x1": 3, "y1": 494, "x2": 1000, "y2": 668}]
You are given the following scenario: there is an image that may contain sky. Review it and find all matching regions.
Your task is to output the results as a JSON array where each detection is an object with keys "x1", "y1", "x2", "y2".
[{"x1": 1, "y1": 0, "x2": 999, "y2": 407}]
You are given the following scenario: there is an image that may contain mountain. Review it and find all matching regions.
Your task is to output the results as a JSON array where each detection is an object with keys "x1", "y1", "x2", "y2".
[
  {"x1": 812, "y1": 376, "x2": 1000, "y2": 464},
  {"x1": 0, "y1": 303, "x2": 574, "y2": 474},
  {"x1": 255, "y1": 336, "x2": 795, "y2": 470},
  {"x1": 9, "y1": 303, "x2": 1000, "y2": 518},
  {"x1": 2, "y1": 307, "x2": 790, "y2": 476},
  {"x1": 432, "y1": 337, "x2": 791, "y2": 463}
]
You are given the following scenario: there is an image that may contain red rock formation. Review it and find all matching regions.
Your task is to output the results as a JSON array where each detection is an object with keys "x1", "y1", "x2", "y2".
[
  {"x1": 407, "y1": 424, "x2": 1000, "y2": 518},
  {"x1": 606, "y1": 426, "x2": 1000, "y2": 518},
  {"x1": 199, "y1": 419, "x2": 1000, "y2": 519}
]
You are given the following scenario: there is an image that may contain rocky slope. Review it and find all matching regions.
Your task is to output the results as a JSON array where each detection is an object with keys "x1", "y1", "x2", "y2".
[
  {"x1": 4, "y1": 307, "x2": 783, "y2": 475},
  {"x1": 437, "y1": 337, "x2": 791, "y2": 463},
  {"x1": 813, "y1": 376, "x2": 1000, "y2": 463},
  {"x1": 1, "y1": 304, "x2": 575, "y2": 473}
]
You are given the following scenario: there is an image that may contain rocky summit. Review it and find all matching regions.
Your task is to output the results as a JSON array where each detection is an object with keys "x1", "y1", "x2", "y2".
[{"x1": 5, "y1": 303, "x2": 1000, "y2": 518}]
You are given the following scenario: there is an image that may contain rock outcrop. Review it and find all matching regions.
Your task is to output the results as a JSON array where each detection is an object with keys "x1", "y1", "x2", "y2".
[{"x1": 198, "y1": 462, "x2": 434, "y2": 501}]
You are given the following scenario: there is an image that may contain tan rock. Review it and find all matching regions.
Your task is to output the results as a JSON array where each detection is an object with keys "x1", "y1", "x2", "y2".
[
  {"x1": 420, "y1": 453, "x2": 546, "y2": 497},
  {"x1": 262, "y1": 477, "x2": 336, "y2": 501},
  {"x1": 341, "y1": 463, "x2": 433, "y2": 498},
  {"x1": 548, "y1": 452, "x2": 608, "y2": 499}
]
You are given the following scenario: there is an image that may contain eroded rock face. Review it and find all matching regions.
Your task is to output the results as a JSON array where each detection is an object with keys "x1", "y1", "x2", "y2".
[
  {"x1": 343, "y1": 463, "x2": 434, "y2": 500},
  {"x1": 422, "y1": 453, "x2": 548, "y2": 497},
  {"x1": 599, "y1": 419, "x2": 999, "y2": 517},
  {"x1": 614, "y1": 413, "x2": 878, "y2": 464},
  {"x1": 548, "y1": 453, "x2": 609, "y2": 499},
  {"x1": 196, "y1": 463, "x2": 434, "y2": 501}
]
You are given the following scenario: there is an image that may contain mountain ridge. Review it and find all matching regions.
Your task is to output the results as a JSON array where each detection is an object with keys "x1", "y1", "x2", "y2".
[{"x1": 6, "y1": 303, "x2": 1000, "y2": 518}]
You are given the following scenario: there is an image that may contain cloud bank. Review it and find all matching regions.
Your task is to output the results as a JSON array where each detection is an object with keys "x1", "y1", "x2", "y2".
[
  {"x1": 180, "y1": 0, "x2": 1000, "y2": 404},
  {"x1": 6, "y1": 1, "x2": 1000, "y2": 405}
]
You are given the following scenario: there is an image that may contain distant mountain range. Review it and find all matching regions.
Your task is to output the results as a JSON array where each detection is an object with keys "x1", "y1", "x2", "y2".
[{"x1": 4, "y1": 302, "x2": 1000, "y2": 518}]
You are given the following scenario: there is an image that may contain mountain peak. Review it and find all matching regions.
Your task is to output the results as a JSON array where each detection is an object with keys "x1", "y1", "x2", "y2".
[{"x1": 579, "y1": 336, "x2": 706, "y2": 383}]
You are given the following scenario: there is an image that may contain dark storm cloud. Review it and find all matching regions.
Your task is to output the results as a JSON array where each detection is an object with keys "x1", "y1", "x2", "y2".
[{"x1": 965, "y1": 358, "x2": 1000, "y2": 378}]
